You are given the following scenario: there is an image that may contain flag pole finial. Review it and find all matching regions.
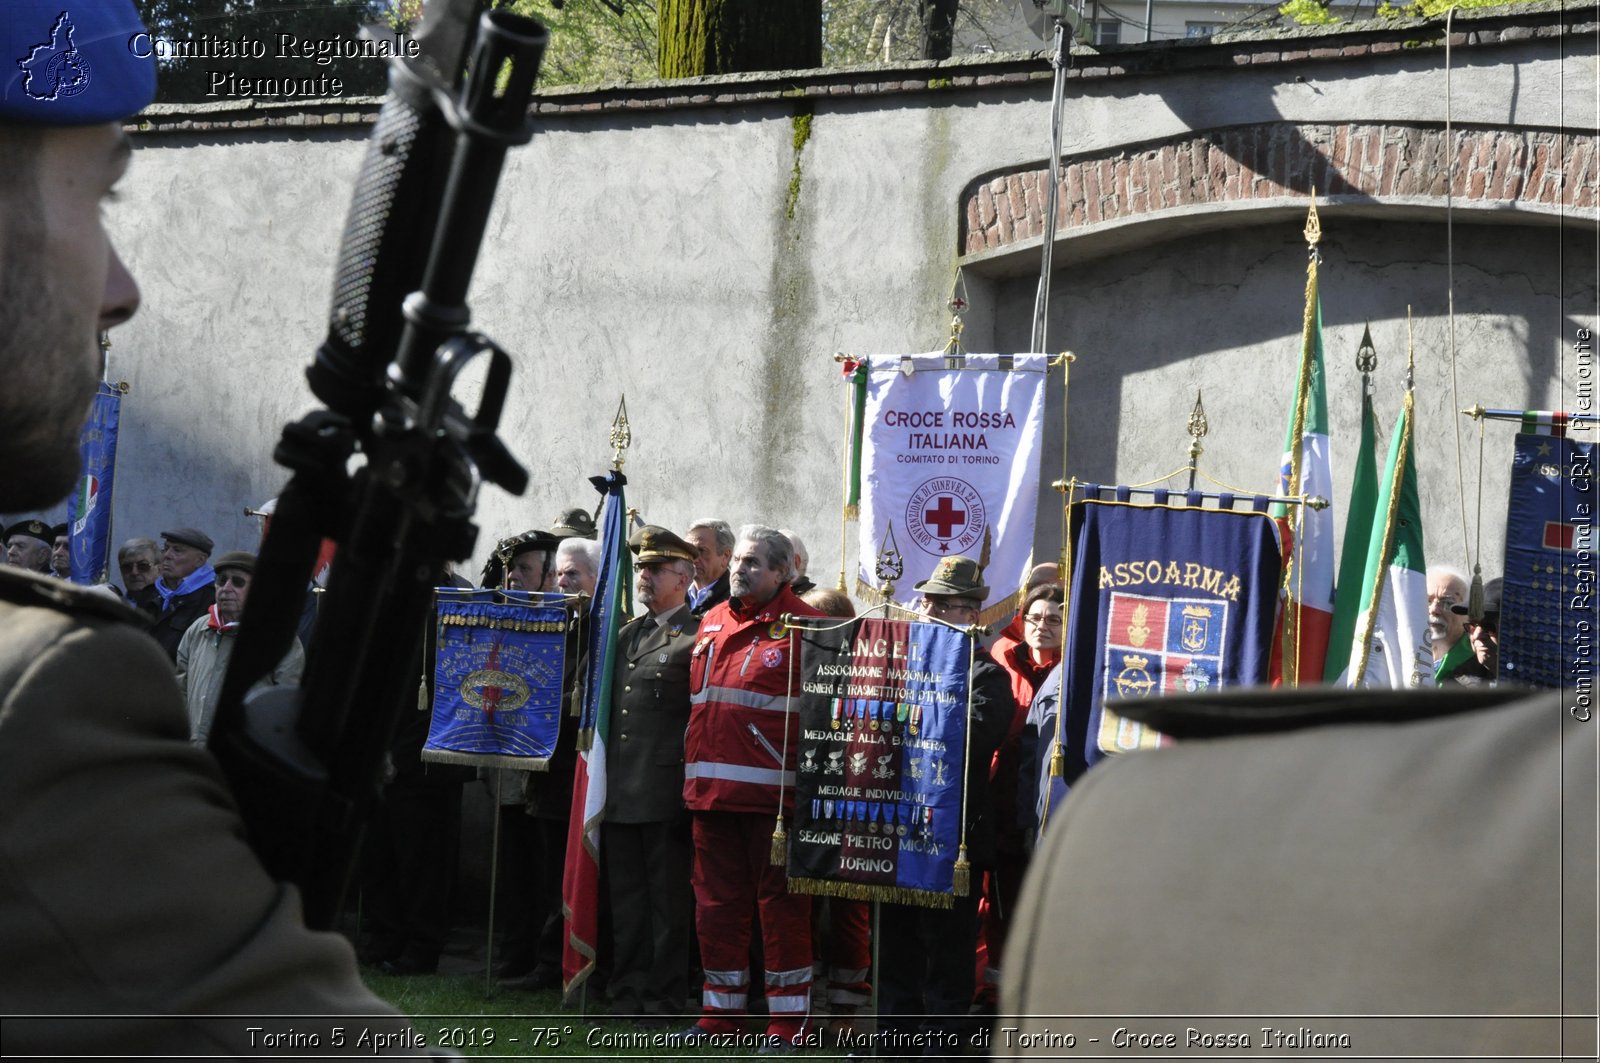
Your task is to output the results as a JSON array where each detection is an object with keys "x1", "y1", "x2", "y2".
[
  {"x1": 1186, "y1": 390, "x2": 1208, "y2": 492},
  {"x1": 1303, "y1": 199, "x2": 1322, "y2": 249},
  {"x1": 608, "y1": 396, "x2": 631, "y2": 471},
  {"x1": 1405, "y1": 306, "x2": 1416, "y2": 391},
  {"x1": 875, "y1": 522, "x2": 904, "y2": 600},
  {"x1": 944, "y1": 269, "x2": 970, "y2": 362}
]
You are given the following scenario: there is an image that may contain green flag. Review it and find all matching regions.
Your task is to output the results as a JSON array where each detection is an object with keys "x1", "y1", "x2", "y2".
[
  {"x1": 1348, "y1": 389, "x2": 1435, "y2": 688},
  {"x1": 1324, "y1": 386, "x2": 1379, "y2": 683}
]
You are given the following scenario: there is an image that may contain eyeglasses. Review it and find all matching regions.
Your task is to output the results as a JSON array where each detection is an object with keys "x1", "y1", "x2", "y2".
[
  {"x1": 121, "y1": 560, "x2": 154, "y2": 573},
  {"x1": 215, "y1": 574, "x2": 249, "y2": 589},
  {"x1": 1024, "y1": 613, "x2": 1063, "y2": 627}
]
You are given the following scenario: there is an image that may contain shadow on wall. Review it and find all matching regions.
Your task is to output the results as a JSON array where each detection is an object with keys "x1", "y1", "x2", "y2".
[{"x1": 985, "y1": 217, "x2": 1591, "y2": 570}]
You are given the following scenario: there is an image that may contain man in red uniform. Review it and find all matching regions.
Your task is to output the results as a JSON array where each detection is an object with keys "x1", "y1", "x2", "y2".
[{"x1": 680, "y1": 525, "x2": 825, "y2": 1050}]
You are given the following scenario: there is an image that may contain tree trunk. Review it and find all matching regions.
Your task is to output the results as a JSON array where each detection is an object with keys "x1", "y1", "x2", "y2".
[
  {"x1": 658, "y1": 0, "x2": 823, "y2": 78},
  {"x1": 919, "y1": 0, "x2": 959, "y2": 60}
]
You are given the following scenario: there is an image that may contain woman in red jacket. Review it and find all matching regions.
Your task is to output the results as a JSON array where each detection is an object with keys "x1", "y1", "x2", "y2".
[{"x1": 977, "y1": 583, "x2": 1064, "y2": 1007}]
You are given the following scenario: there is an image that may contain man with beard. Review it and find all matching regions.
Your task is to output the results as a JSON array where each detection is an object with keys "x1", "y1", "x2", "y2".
[
  {"x1": 679, "y1": 525, "x2": 825, "y2": 1050},
  {"x1": 1427, "y1": 565, "x2": 1489, "y2": 684},
  {"x1": 0, "y1": 1, "x2": 414, "y2": 1051}
]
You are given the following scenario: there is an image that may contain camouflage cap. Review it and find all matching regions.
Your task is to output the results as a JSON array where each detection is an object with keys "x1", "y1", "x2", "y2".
[{"x1": 912, "y1": 555, "x2": 989, "y2": 600}]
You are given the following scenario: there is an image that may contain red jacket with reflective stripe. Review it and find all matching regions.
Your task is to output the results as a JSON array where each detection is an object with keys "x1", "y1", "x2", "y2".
[{"x1": 683, "y1": 585, "x2": 826, "y2": 814}]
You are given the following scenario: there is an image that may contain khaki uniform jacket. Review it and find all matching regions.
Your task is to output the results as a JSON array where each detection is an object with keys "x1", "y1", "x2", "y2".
[
  {"x1": 606, "y1": 603, "x2": 699, "y2": 823},
  {"x1": 0, "y1": 568, "x2": 412, "y2": 1055},
  {"x1": 1001, "y1": 688, "x2": 1597, "y2": 1059}
]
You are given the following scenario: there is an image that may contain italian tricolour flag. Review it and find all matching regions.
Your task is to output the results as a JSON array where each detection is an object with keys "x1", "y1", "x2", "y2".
[
  {"x1": 1272, "y1": 296, "x2": 1335, "y2": 684},
  {"x1": 1347, "y1": 389, "x2": 1435, "y2": 688},
  {"x1": 1323, "y1": 381, "x2": 1379, "y2": 684}
]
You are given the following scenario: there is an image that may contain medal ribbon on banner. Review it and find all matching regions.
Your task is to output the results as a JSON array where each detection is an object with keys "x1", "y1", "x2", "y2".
[{"x1": 787, "y1": 616, "x2": 972, "y2": 910}]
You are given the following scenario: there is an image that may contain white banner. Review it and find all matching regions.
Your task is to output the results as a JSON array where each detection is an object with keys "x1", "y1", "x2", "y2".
[{"x1": 855, "y1": 353, "x2": 1049, "y2": 619}]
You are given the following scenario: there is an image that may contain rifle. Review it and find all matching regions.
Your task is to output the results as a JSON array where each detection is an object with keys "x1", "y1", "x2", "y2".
[{"x1": 210, "y1": 0, "x2": 547, "y2": 931}]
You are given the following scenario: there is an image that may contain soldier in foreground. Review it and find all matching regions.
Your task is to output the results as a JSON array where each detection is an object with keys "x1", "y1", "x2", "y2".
[{"x1": 0, "y1": 1, "x2": 418, "y2": 1052}]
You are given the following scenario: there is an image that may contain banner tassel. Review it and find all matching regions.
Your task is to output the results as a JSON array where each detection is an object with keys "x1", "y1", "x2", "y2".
[
  {"x1": 952, "y1": 845, "x2": 971, "y2": 897},
  {"x1": 417, "y1": 677, "x2": 427, "y2": 713},
  {"x1": 1049, "y1": 743, "x2": 1065, "y2": 778},
  {"x1": 770, "y1": 815, "x2": 787, "y2": 866}
]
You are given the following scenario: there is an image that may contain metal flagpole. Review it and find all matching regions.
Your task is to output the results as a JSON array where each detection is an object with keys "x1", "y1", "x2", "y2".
[{"x1": 1030, "y1": 17, "x2": 1071, "y2": 356}]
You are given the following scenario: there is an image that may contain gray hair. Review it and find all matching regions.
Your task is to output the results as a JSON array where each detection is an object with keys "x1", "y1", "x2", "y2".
[
  {"x1": 1427, "y1": 564, "x2": 1469, "y2": 593},
  {"x1": 556, "y1": 537, "x2": 601, "y2": 575},
  {"x1": 737, "y1": 524, "x2": 793, "y2": 577},
  {"x1": 118, "y1": 537, "x2": 158, "y2": 563},
  {"x1": 779, "y1": 528, "x2": 809, "y2": 580},
  {"x1": 687, "y1": 517, "x2": 735, "y2": 555}
]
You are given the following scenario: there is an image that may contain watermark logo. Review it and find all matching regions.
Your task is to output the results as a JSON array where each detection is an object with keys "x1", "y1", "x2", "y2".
[{"x1": 17, "y1": 11, "x2": 92, "y2": 102}]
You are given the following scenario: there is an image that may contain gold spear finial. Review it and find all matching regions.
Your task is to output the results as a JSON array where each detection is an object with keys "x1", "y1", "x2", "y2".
[
  {"x1": 609, "y1": 396, "x2": 632, "y2": 471},
  {"x1": 1356, "y1": 322, "x2": 1377, "y2": 374},
  {"x1": 1187, "y1": 390, "x2": 1209, "y2": 448},
  {"x1": 875, "y1": 522, "x2": 905, "y2": 600},
  {"x1": 1304, "y1": 199, "x2": 1322, "y2": 248}
]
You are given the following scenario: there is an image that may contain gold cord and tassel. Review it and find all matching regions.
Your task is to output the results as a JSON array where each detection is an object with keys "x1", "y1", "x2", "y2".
[
  {"x1": 770, "y1": 816, "x2": 788, "y2": 866},
  {"x1": 952, "y1": 845, "x2": 971, "y2": 897}
]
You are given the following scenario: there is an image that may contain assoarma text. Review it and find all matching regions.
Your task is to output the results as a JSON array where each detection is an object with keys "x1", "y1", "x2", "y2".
[{"x1": 1100, "y1": 559, "x2": 1244, "y2": 602}]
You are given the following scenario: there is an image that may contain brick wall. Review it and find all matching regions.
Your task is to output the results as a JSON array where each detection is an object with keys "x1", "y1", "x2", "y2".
[{"x1": 963, "y1": 122, "x2": 1594, "y2": 254}]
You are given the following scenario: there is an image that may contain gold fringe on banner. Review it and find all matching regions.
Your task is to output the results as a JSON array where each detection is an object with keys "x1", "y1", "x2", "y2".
[
  {"x1": 786, "y1": 876, "x2": 957, "y2": 910},
  {"x1": 419, "y1": 749, "x2": 553, "y2": 771},
  {"x1": 977, "y1": 589, "x2": 1020, "y2": 630}
]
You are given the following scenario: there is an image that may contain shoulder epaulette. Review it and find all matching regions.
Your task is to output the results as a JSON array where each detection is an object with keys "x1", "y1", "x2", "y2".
[{"x1": 0, "y1": 567, "x2": 144, "y2": 626}]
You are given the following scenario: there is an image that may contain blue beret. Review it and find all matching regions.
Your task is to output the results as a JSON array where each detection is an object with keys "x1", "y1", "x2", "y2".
[{"x1": 2, "y1": 1, "x2": 156, "y2": 125}]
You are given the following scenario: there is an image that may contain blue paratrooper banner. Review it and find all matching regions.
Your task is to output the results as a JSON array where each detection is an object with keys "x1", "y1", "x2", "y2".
[
  {"x1": 789, "y1": 615, "x2": 974, "y2": 909},
  {"x1": 1499, "y1": 431, "x2": 1598, "y2": 688},
  {"x1": 422, "y1": 590, "x2": 569, "y2": 769}
]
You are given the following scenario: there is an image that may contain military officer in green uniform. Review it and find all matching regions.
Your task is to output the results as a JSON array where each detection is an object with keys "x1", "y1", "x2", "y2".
[{"x1": 603, "y1": 525, "x2": 702, "y2": 1020}]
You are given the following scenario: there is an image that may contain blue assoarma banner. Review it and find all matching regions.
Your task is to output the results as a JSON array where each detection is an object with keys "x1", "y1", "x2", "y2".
[
  {"x1": 1027, "y1": 497, "x2": 1281, "y2": 836},
  {"x1": 423, "y1": 591, "x2": 569, "y2": 769}
]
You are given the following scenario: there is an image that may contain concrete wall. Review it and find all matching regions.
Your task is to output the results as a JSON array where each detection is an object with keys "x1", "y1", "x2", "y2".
[{"x1": 20, "y1": 1, "x2": 1595, "y2": 600}]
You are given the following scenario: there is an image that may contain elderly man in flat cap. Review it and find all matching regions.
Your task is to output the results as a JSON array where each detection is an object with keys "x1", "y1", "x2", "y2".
[
  {"x1": 175, "y1": 551, "x2": 304, "y2": 746},
  {"x1": 5, "y1": 519, "x2": 54, "y2": 574},
  {"x1": 0, "y1": 1, "x2": 416, "y2": 1052},
  {"x1": 145, "y1": 527, "x2": 217, "y2": 661},
  {"x1": 603, "y1": 526, "x2": 702, "y2": 1021}
]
